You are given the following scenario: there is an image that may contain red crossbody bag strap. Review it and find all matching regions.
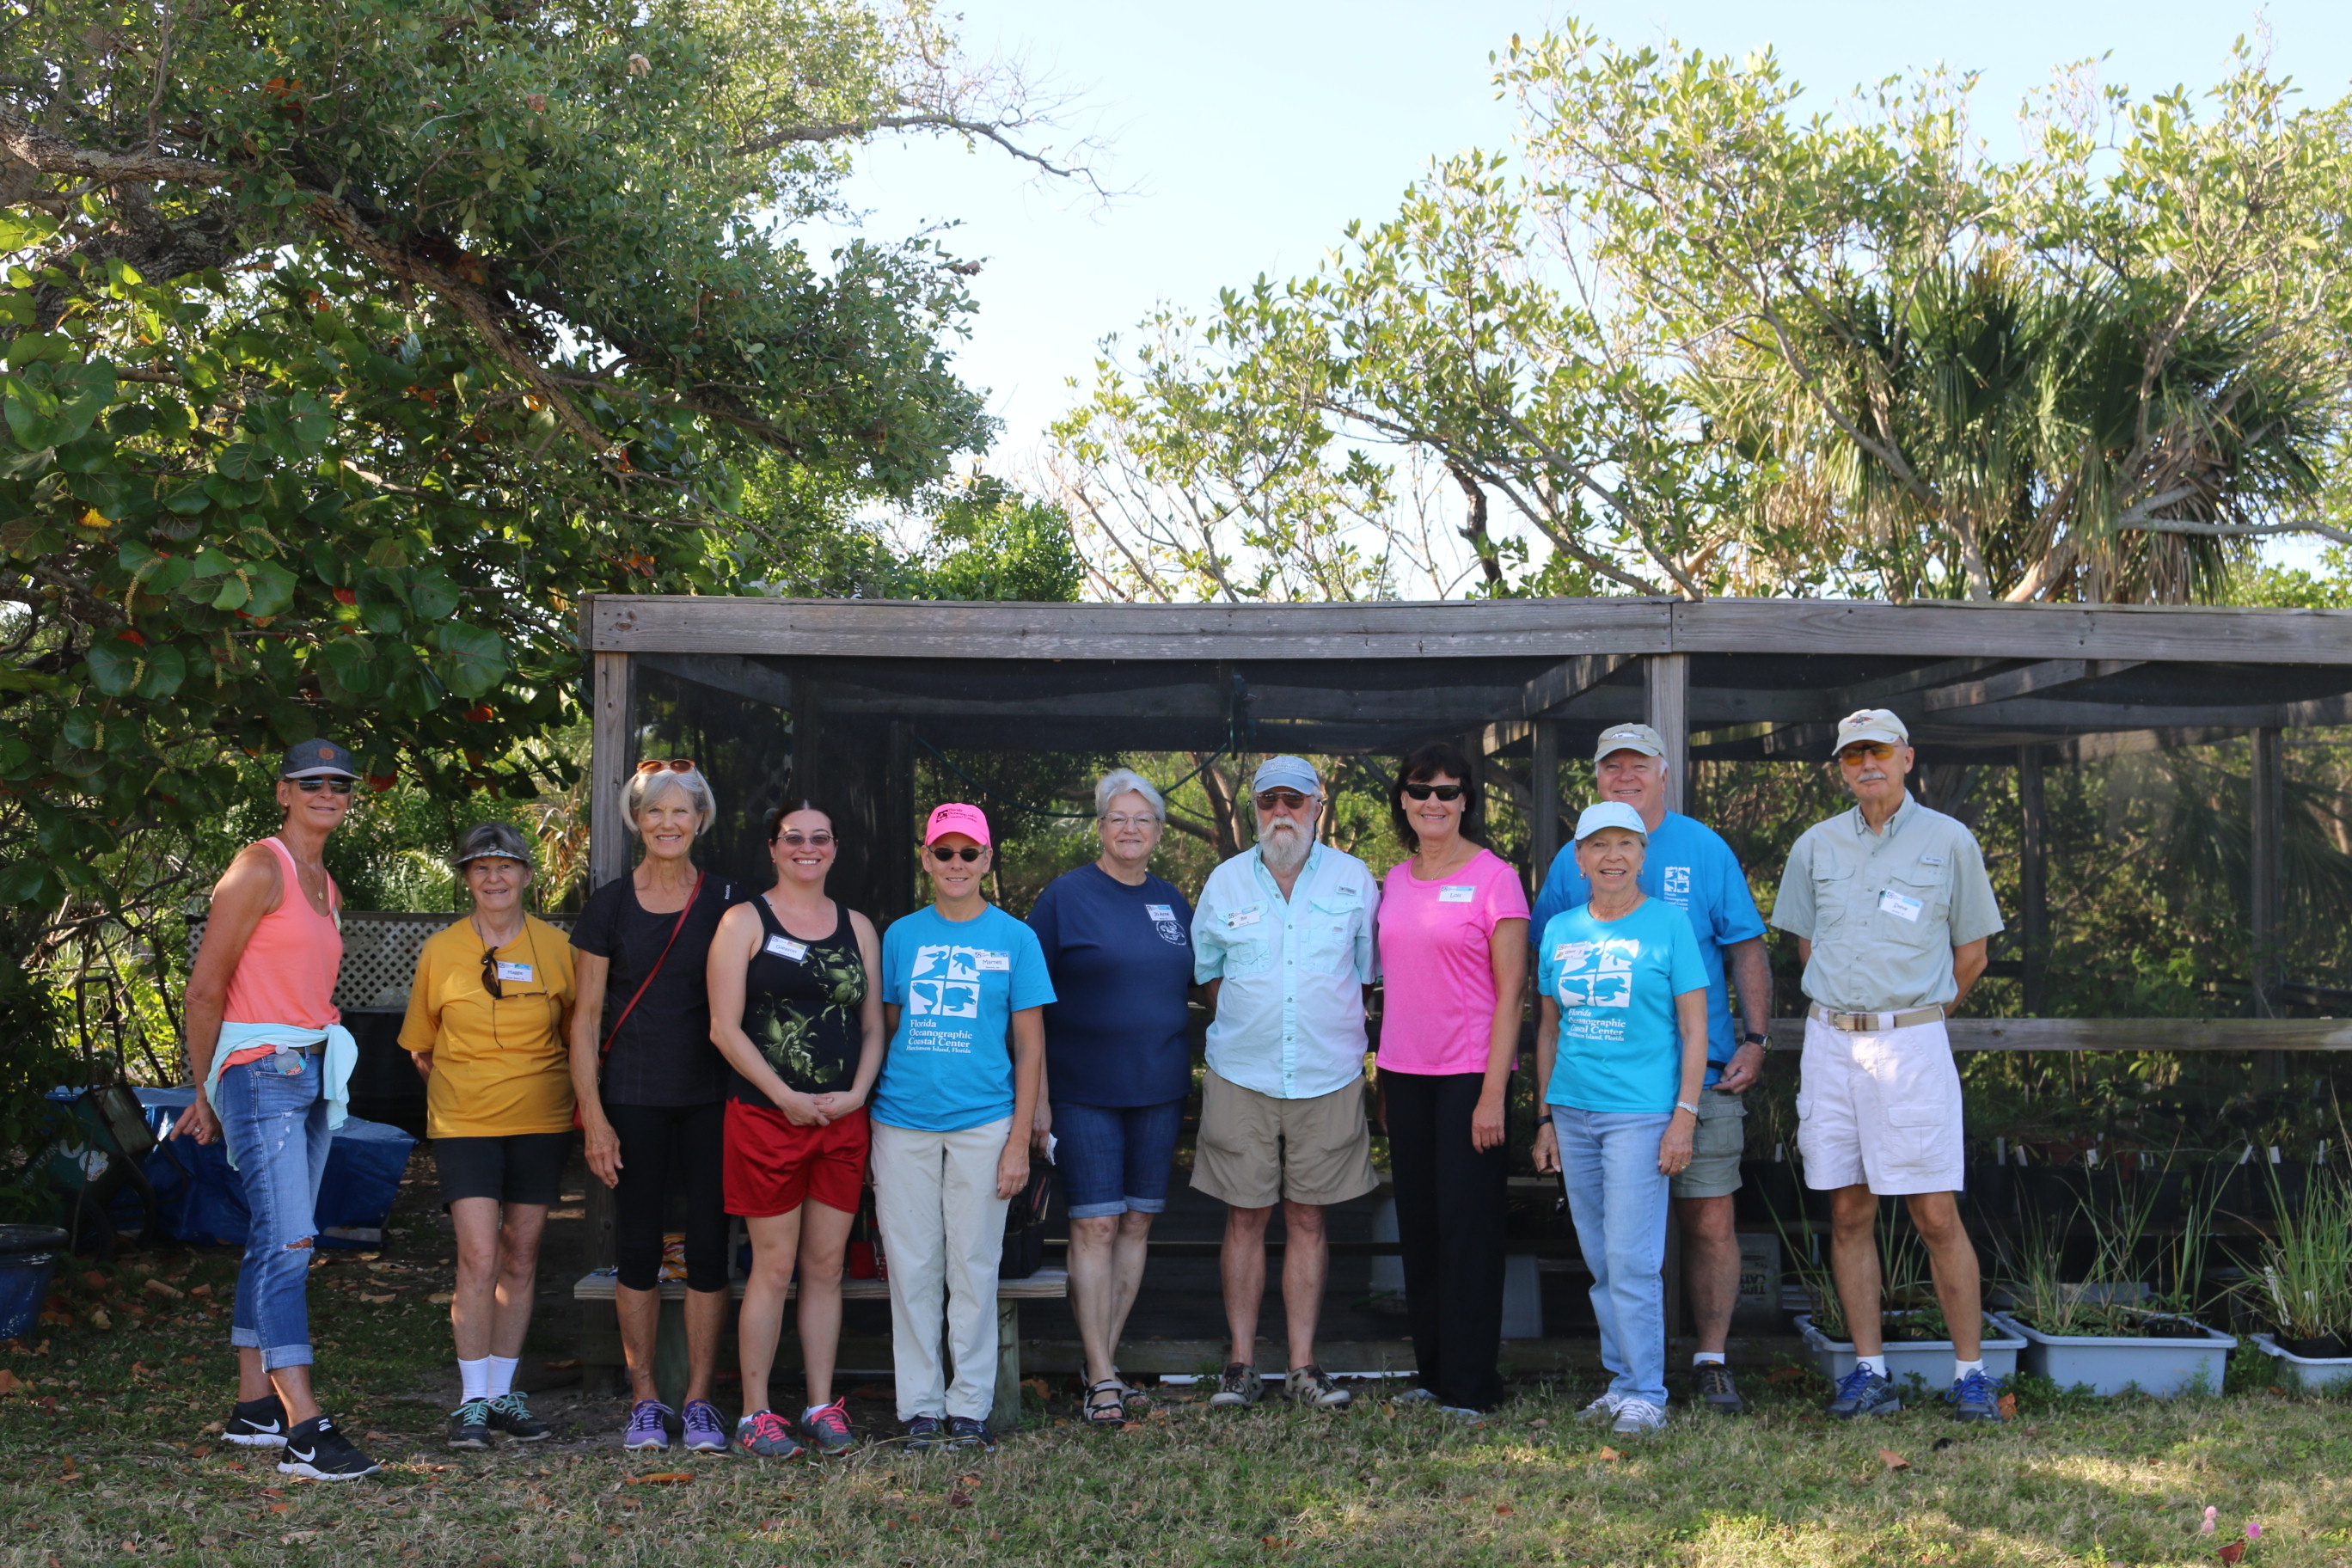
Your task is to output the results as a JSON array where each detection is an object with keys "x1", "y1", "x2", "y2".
[{"x1": 576, "y1": 872, "x2": 704, "y2": 1128}]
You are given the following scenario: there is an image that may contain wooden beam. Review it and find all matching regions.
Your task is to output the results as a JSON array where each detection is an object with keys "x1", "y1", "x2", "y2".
[
  {"x1": 1764, "y1": 1017, "x2": 2352, "y2": 1050},
  {"x1": 587, "y1": 648, "x2": 634, "y2": 894},
  {"x1": 1671, "y1": 597, "x2": 2352, "y2": 665},
  {"x1": 1921, "y1": 659, "x2": 2145, "y2": 712},
  {"x1": 1645, "y1": 653, "x2": 1689, "y2": 814},
  {"x1": 635, "y1": 652, "x2": 793, "y2": 709},
  {"x1": 1933, "y1": 697, "x2": 2292, "y2": 730},
  {"x1": 1830, "y1": 657, "x2": 2006, "y2": 713},
  {"x1": 2057, "y1": 726, "x2": 2244, "y2": 763},
  {"x1": 1522, "y1": 653, "x2": 1633, "y2": 717},
  {"x1": 1531, "y1": 720, "x2": 1562, "y2": 885},
  {"x1": 2018, "y1": 746, "x2": 2049, "y2": 1014},
  {"x1": 2251, "y1": 726, "x2": 2285, "y2": 1027}
]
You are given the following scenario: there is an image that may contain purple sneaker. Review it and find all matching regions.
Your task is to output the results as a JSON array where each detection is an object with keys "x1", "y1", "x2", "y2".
[
  {"x1": 624, "y1": 1400, "x2": 672, "y2": 1451},
  {"x1": 682, "y1": 1398, "x2": 728, "y2": 1453}
]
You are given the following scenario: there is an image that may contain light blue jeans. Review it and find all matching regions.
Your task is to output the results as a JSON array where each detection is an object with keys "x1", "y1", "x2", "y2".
[
  {"x1": 1552, "y1": 1106, "x2": 1673, "y2": 1409},
  {"x1": 217, "y1": 1052, "x2": 331, "y2": 1370}
]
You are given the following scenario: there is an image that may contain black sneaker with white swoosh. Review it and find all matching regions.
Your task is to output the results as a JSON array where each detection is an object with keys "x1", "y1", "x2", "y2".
[
  {"x1": 224, "y1": 1394, "x2": 289, "y2": 1449},
  {"x1": 278, "y1": 1413, "x2": 380, "y2": 1480}
]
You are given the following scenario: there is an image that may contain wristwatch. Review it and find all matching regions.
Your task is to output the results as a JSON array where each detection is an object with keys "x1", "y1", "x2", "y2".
[{"x1": 1742, "y1": 1030, "x2": 1770, "y2": 1049}]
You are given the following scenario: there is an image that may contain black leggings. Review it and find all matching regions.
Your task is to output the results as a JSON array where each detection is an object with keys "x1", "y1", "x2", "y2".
[
  {"x1": 606, "y1": 1101, "x2": 729, "y2": 1293},
  {"x1": 1386, "y1": 1069, "x2": 1508, "y2": 1411}
]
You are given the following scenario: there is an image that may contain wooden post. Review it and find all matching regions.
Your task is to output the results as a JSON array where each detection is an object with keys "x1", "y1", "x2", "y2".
[
  {"x1": 2018, "y1": 745, "x2": 2049, "y2": 1015},
  {"x1": 1645, "y1": 653, "x2": 1689, "y2": 815},
  {"x1": 1531, "y1": 719, "x2": 1562, "y2": 887},
  {"x1": 2251, "y1": 726, "x2": 2287, "y2": 1087},
  {"x1": 885, "y1": 720, "x2": 915, "y2": 923},
  {"x1": 587, "y1": 647, "x2": 634, "y2": 895}
]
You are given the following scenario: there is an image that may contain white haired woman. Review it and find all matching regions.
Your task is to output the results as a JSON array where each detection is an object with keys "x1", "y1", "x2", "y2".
[
  {"x1": 568, "y1": 760, "x2": 740, "y2": 1454},
  {"x1": 400, "y1": 821, "x2": 576, "y2": 1449},
  {"x1": 1025, "y1": 768, "x2": 1196, "y2": 1427}
]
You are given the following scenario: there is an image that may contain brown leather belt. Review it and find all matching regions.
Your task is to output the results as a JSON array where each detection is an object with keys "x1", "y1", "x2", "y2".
[{"x1": 1807, "y1": 1001, "x2": 1945, "y2": 1033}]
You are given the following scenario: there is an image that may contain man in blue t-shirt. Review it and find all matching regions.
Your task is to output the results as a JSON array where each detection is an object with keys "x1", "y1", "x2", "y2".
[{"x1": 1531, "y1": 723, "x2": 1773, "y2": 1415}]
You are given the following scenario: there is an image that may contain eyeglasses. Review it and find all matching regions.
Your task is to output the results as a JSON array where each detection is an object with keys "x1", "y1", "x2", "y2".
[
  {"x1": 292, "y1": 778, "x2": 354, "y2": 795},
  {"x1": 1100, "y1": 814, "x2": 1158, "y2": 830},
  {"x1": 929, "y1": 844, "x2": 985, "y2": 863},
  {"x1": 1838, "y1": 742, "x2": 1898, "y2": 763},
  {"x1": 479, "y1": 946, "x2": 505, "y2": 999},
  {"x1": 778, "y1": 831, "x2": 835, "y2": 848},
  {"x1": 1253, "y1": 789, "x2": 1316, "y2": 812},
  {"x1": 1401, "y1": 782, "x2": 1465, "y2": 802},
  {"x1": 635, "y1": 758, "x2": 696, "y2": 775}
]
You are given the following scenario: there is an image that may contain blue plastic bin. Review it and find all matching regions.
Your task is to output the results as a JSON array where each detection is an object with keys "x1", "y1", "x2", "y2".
[{"x1": 0, "y1": 1224, "x2": 70, "y2": 1339}]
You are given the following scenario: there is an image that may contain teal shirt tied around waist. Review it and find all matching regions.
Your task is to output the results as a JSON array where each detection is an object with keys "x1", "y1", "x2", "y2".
[{"x1": 202, "y1": 1020, "x2": 358, "y2": 1169}]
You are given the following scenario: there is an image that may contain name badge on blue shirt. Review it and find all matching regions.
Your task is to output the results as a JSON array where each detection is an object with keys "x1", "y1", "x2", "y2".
[
  {"x1": 1437, "y1": 885, "x2": 1474, "y2": 903},
  {"x1": 494, "y1": 960, "x2": 535, "y2": 983},
  {"x1": 973, "y1": 949, "x2": 1011, "y2": 971},
  {"x1": 1145, "y1": 903, "x2": 1174, "y2": 922},
  {"x1": 763, "y1": 935, "x2": 808, "y2": 962},
  {"x1": 1878, "y1": 889, "x2": 1923, "y2": 922},
  {"x1": 1227, "y1": 906, "x2": 1263, "y2": 929}
]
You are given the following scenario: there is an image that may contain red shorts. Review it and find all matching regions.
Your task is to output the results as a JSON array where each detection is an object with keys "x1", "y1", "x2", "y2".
[{"x1": 724, "y1": 1100, "x2": 869, "y2": 1218}]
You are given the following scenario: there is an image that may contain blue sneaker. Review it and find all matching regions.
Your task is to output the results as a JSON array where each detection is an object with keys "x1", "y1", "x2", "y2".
[
  {"x1": 1823, "y1": 1366, "x2": 1901, "y2": 1419},
  {"x1": 903, "y1": 1415, "x2": 945, "y2": 1450},
  {"x1": 1945, "y1": 1368, "x2": 2003, "y2": 1423}
]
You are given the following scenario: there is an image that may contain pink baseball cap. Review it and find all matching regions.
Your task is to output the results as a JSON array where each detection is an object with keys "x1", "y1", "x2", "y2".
[{"x1": 922, "y1": 802, "x2": 991, "y2": 847}]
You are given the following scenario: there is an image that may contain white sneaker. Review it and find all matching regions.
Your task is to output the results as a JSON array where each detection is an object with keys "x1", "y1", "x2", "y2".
[
  {"x1": 1577, "y1": 1392, "x2": 1624, "y2": 1422},
  {"x1": 1609, "y1": 1398, "x2": 1667, "y2": 1436}
]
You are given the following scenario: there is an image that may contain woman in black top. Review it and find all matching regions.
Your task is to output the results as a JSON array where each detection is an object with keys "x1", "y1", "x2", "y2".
[
  {"x1": 707, "y1": 799, "x2": 885, "y2": 1458},
  {"x1": 567, "y1": 760, "x2": 739, "y2": 1455}
]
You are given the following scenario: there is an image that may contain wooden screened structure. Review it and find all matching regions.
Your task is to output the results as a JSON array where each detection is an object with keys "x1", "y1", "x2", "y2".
[{"x1": 581, "y1": 594, "x2": 2352, "y2": 1051}]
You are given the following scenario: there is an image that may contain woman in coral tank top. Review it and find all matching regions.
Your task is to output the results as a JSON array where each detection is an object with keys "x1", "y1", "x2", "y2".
[{"x1": 174, "y1": 738, "x2": 379, "y2": 1480}]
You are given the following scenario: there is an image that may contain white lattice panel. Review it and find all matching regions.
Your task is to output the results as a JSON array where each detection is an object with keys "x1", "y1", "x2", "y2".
[{"x1": 188, "y1": 911, "x2": 576, "y2": 1013}]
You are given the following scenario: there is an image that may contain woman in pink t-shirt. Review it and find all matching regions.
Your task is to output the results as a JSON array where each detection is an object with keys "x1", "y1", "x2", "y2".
[{"x1": 1374, "y1": 741, "x2": 1528, "y2": 1414}]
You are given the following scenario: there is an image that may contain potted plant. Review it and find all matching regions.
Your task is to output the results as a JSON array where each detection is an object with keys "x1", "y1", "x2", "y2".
[
  {"x1": 1785, "y1": 1204, "x2": 2024, "y2": 1387},
  {"x1": 1990, "y1": 1155, "x2": 2234, "y2": 1396},
  {"x1": 2239, "y1": 1165, "x2": 2352, "y2": 1392}
]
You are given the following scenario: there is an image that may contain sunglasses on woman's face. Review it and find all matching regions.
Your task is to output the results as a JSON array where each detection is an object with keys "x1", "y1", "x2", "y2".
[
  {"x1": 293, "y1": 778, "x2": 354, "y2": 795},
  {"x1": 778, "y1": 831, "x2": 835, "y2": 848},
  {"x1": 929, "y1": 844, "x2": 985, "y2": 863},
  {"x1": 1402, "y1": 782, "x2": 1465, "y2": 802},
  {"x1": 635, "y1": 757, "x2": 695, "y2": 775}
]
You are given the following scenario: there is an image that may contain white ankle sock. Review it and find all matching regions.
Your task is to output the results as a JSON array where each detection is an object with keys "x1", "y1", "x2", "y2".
[
  {"x1": 1855, "y1": 1354, "x2": 1889, "y2": 1378},
  {"x1": 486, "y1": 1355, "x2": 519, "y2": 1399},
  {"x1": 1691, "y1": 1352, "x2": 1726, "y2": 1367},
  {"x1": 459, "y1": 1357, "x2": 490, "y2": 1401},
  {"x1": 1952, "y1": 1357, "x2": 1985, "y2": 1383}
]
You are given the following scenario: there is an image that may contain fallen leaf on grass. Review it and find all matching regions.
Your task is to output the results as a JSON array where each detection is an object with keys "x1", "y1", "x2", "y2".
[
  {"x1": 542, "y1": 1358, "x2": 580, "y2": 1371},
  {"x1": 1525, "y1": 1418, "x2": 1548, "y2": 1429},
  {"x1": 82, "y1": 1271, "x2": 108, "y2": 1290},
  {"x1": 427, "y1": 1293, "x2": 454, "y2": 1306},
  {"x1": 359, "y1": 1294, "x2": 395, "y2": 1304},
  {"x1": 1020, "y1": 1377, "x2": 1051, "y2": 1398},
  {"x1": 947, "y1": 1491, "x2": 973, "y2": 1508},
  {"x1": 267, "y1": 1504, "x2": 290, "y2": 1515},
  {"x1": 188, "y1": 1284, "x2": 212, "y2": 1299},
  {"x1": 1494, "y1": 1504, "x2": 1515, "y2": 1516},
  {"x1": 1597, "y1": 1447, "x2": 1624, "y2": 1462},
  {"x1": 87, "y1": 1309, "x2": 111, "y2": 1331},
  {"x1": 623, "y1": 1472, "x2": 693, "y2": 1486},
  {"x1": 141, "y1": 1278, "x2": 183, "y2": 1299},
  {"x1": 364, "y1": 1432, "x2": 389, "y2": 1442},
  {"x1": 191, "y1": 1446, "x2": 211, "y2": 1459},
  {"x1": 1878, "y1": 1449, "x2": 1911, "y2": 1472},
  {"x1": 1765, "y1": 1365, "x2": 1810, "y2": 1384},
  {"x1": 956, "y1": 1473, "x2": 983, "y2": 1488},
  {"x1": 1997, "y1": 1393, "x2": 2018, "y2": 1420},
  {"x1": 0, "y1": 1369, "x2": 22, "y2": 1395},
  {"x1": 2219, "y1": 1546, "x2": 2245, "y2": 1565}
]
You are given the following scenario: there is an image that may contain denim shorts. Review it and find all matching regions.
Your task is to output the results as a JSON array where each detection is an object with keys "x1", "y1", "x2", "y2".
[{"x1": 1050, "y1": 1098, "x2": 1185, "y2": 1219}]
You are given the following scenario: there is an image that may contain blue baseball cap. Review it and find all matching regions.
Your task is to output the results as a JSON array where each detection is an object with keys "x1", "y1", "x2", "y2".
[
  {"x1": 1250, "y1": 756, "x2": 1321, "y2": 797},
  {"x1": 279, "y1": 738, "x2": 359, "y2": 780},
  {"x1": 1573, "y1": 801, "x2": 1649, "y2": 842}
]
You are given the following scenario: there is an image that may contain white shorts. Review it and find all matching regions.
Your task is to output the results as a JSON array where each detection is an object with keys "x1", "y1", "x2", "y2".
[{"x1": 1795, "y1": 1014, "x2": 1964, "y2": 1196}]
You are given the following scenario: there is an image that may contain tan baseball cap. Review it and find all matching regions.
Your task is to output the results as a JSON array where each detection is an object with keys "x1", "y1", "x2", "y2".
[
  {"x1": 1592, "y1": 722, "x2": 1667, "y2": 764},
  {"x1": 1830, "y1": 707, "x2": 1910, "y2": 757}
]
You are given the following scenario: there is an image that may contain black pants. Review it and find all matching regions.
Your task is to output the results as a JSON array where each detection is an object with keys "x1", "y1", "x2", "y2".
[
  {"x1": 1386, "y1": 1069, "x2": 1507, "y2": 1410},
  {"x1": 606, "y1": 1101, "x2": 729, "y2": 1292}
]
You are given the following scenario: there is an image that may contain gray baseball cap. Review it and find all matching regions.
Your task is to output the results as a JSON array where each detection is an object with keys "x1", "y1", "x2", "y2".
[
  {"x1": 1593, "y1": 722, "x2": 1668, "y2": 764},
  {"x1": 450, "y1": 820, "x2": 533, "y2": 870},
  {"x1": 1250, "y1": 755, "x2": 1321, "y2": 797},
  {"x1": 279, "y1": 738, "x2": 359, "y2": 779}
]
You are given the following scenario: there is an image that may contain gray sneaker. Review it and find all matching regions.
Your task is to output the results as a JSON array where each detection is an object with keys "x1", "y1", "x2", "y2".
[
  {"x1": 1576, "y1": 1391, "x2": 1623, "y2": 1422},
  {"x1": 1284, "y1": 1365, "x2": 1351, "y2": 1410},
  {"x1": 1824, "y1": 1366, "x2": 1901, "y2": 1419},
  {"x1": 1693, "y1": 1362, "x2": 1745, "y2": 1415},
  {"x1": 1209, "y1": 1363, "x2": 1262, "y2": 1408}
]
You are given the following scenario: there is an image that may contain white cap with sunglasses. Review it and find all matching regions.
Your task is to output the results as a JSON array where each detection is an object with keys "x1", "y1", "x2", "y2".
[{"x1": 1830, "y1": 708, "x2": 1910, "y2": 757}]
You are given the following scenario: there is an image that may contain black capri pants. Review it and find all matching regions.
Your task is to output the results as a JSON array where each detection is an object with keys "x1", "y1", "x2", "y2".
[{"x1": 604, "y1": 1100, "x2": 729, "y2": 1293}]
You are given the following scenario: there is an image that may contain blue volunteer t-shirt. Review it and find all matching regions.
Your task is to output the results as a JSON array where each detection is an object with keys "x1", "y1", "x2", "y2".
[
  {"x1": 1027, "y1": 864, "x2": 1195, "y2": 1108},
  {"x1": 1537, "y1": 898, "x2": 1710, "y2": 1114},
  {"x1": 873, "y1": 904, "x2": 1057, "y2": 1133},
  {"x1": 1531, "y1": 812, "x2": 1766, "y2": 1085}
]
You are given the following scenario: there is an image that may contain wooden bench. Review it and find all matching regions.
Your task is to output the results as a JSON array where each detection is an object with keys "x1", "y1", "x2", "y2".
[{"x1": 573, "y1": 1268, "x2": 1069, "y2": 1430}]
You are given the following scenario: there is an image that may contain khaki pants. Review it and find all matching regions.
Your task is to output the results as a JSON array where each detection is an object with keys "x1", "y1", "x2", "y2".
[{"x1": 871, "y1": 1118, "x2": 1012, "y2": 1423}]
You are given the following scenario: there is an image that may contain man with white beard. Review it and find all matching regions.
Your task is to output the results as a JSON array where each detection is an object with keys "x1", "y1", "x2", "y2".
[{"x1": 1190, "y1": 756, "x2": 1381, "y2": 1412}]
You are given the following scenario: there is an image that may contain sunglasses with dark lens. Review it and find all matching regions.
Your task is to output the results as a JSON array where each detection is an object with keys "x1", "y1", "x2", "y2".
[
  {"x1": 479, "y1": 946, "x2": 505, "y2": 999},
  {"x1": 1839, "y1": 742, "x2": 1898, "y2": 763},
  {"x1": 929, "y1": 844, "x2": 985, "y2": 863},
  {"x1": 1402, "y1": 782, "x2": 1466, "y2": 802},
  {"x1": 778, "y1": 831, "x2": 835, "y2": 848},
  {"x1": 1253, "y1": 788, "x2": 1314, "y2": 812},
  {"x1": 293, "y1": 778, "x2": 355, "y2": 795},
  {"x1": 635, "y1": 757, "x2": 696, "y2": 775}
]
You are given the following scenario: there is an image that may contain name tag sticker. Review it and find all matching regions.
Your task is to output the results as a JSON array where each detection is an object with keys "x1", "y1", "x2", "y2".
[
  {"x1": 1552, "y1": 943, "x2": 1572, "y2": 960},
  {"x1": 1437, "y1": 885, "x2": 1475, "y2": 903},
  {"x1": 1920, "y1": 854, "x2": 1946, "y2": 867},
  {"x1": 1227, "y1": 906, "x2": 1263, "y2": 929},
  {"x1": 973, "y1": 950, "x2": 1012, "y2": 971},
  {"x1": 1145, "y1": 903, "x2": 1175, "y2": 922},
  {"x1": 1878, "y1": 889, "x2": 1924, "y2": 922},
  {"x1": 763, "y1": 935, "x2": 808, "y2": 963},
  {"x1": 493, "y1": 960, "x2": 535, "y2": 983}
]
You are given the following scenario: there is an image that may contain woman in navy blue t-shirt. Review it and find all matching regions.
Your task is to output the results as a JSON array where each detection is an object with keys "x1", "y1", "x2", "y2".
[{"x1": 1027, "y1": 768, "x2": 1196, "y2": 1427}]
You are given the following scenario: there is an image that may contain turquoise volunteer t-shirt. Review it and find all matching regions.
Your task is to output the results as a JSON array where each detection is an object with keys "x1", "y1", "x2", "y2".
[
  {"x1": 1537, "y1": 898, "x2": 1710, "y2": 1114},
  {"x1": 873, "y1": 903, "x2": 1057, "y2": 1132}
]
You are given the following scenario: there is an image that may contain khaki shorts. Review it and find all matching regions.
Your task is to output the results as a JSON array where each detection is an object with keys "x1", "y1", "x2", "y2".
[
  {"x1": 1669, "y1": 1085, "x2": 1746, "y2": 1200},
  {"x1": 1191, "y1": 1069, "x2": 1378, "y2": 1210},
  {"x1": 1796, "y1": 1014, "x2": 1964, "y2": 1196}
]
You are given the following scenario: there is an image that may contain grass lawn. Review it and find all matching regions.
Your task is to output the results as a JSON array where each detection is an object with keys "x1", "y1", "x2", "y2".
[{"x1": 6, "y1": 1176, "x2": 2352, "y2": 1565}]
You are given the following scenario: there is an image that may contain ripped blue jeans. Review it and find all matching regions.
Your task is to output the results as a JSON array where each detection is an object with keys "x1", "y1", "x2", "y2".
[{"x1": 217, "y1": 1052, "x2": 330, "y2": 1370}]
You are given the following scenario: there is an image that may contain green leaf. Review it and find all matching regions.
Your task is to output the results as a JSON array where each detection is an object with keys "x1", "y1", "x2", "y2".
[
  {"x1": 135, "y1": 641, "x2": 187, "y2": 699},
  {"x1": 408, "y1": 573, "x2": 460, "y2": 621},
  {"x1": 242, "y1": 559, "x2": 297, "y2": 618},
  {"x1": 433, "y1": 621, "x2": 508, "y2": 699},
  {"x1": 319, "y1": 634, "x2": 379, "y2": 697},
  {"x1": 215, "y1": 442, "x2": 269, "y2": 481},
  {"x1": 85, "y1": 635, "x2": 143, "y2": 695}
]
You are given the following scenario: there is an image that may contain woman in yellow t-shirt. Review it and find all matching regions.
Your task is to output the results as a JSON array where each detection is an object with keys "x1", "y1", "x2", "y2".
[{"x1": 400, "y1": 822, "x2": 576, "y2": 1450}]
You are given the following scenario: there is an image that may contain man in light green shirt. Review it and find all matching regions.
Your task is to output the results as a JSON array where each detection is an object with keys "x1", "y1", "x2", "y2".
[{"x1": 1771, "y1": 708, "x2": 2005, "y2": 1425}]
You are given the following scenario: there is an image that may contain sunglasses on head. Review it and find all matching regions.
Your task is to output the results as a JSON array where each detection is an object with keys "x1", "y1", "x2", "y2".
[
  {"x1": 292, "y1": 777, "x2": 354, "y2": 795},
  {"x1": 930, "y1": 844, "x2": 985, "y2": 863},
  {"x1": 1839, "y1": 742, "x2": 1898, "y2": 763},
  {"x1": 1253, "y1": 788, "x2": 1315, "y2": 812},
  {"x1": 635, "y1": 757, "x2": 696, "y2": 775},
  {"x1": 778, "y1": 830, "x2": 835, "y2": 848},
  {"x1": 1402, "y1": 782, "x2": 1465, "y2": 802}
]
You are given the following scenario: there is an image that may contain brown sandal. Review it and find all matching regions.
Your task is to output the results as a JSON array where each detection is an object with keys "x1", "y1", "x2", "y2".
[{"x1": 1084, "y1": 1379, "x2": 1127, "y2": 1427}]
